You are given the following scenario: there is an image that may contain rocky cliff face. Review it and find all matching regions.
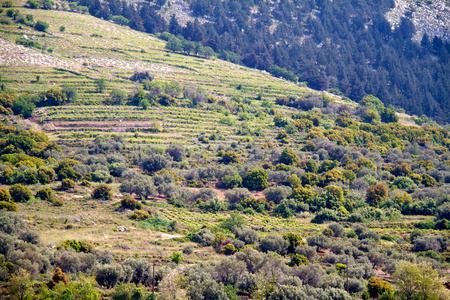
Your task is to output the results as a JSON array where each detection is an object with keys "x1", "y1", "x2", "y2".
[{"x1": 385, "y1": 0, "x2": 450, "y2": 43}]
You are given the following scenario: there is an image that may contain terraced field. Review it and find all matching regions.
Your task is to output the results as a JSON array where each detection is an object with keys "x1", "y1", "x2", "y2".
[
  {"x1": 0, "y1": 5, "x2": 318, "y2": 100},
  {"x1": 0, "y1": 3, "x2": 352, "y2": 152}
]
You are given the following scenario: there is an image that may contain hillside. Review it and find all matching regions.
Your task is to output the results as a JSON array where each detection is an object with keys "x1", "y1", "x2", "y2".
[
  {"x1": 52, "y1": 0, "x2": 450, "y2": 124},
  {"x1": 0, "y1": 1, "x2": 450, "y2": 300}
]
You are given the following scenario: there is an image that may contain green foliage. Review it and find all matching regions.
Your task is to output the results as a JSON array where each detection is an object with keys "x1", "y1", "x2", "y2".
[
  {"x1": 91, "y1": 183, "x2": 113, "y2": 200},
  {"x1": 289, "y1": 186, "x2": 315, "y2": 203},
  {"x1": 12, "y1": 95, "x2": 35, "y2": 118},
  {"x1": 111, "y1": 15, "x2": 129, "y2": 26},
  {"x1": 138, "y1": 216, "x2": 170, "y2": 231},
  {"x1": 37, "y1": 166, "x2": 55, "y2": 184},
  {"x1": 57, "y1": 239, "x2": 93, "y2": 253},
  {"x1": 322, "y1": 227, "x2": 334, "y2": 237},
  {"x1": 110, "y1": 283, "x2": 153, "y2": 300},
  {"x1": 129, "y1": 210, "x2": 151, "y2": 221},
  {"x1": 170, "y1": 251, "x2": 183, "y2": 264},
  {"x1": 283, "y1": 232, "x2": 304, "y2": 254},
  {"x1": 34, "y1": 20, "x2": 49, "y2": 32},
  {"x1": 36, "y1": 187, "x2": 54, "y2": 201},
  {"x1": 95, "y1": 79, "x2": 107, "y2": 93},
  {"x1": 221, "y1": 212, "x2": 245, "y2": 231},
  {"x1": 61, "y1": 178, "x2": 75, "y2": 190},
  {"x1": 36, "y1": 276, "x2": 100, "y2": 299},
  {"x1": 380, "y1": 107, "x2": 399, "y2": 123},
  {"x1": 269, "y1": 65, "x2": 298, "y2": 82},
  {"x1": 2, "y1": 0, "x2": 12, "y2": 7},
  {"x1": 9, "y1": 184, "x2": 32, "y2": 202},
  {"x1": 221, "y1": 171, "x2": 242, "y2": 188},
  {"x1": 121, "y1": 195, "x2": 143, "y2": 210},
  {"x1": 392, "y1": 261, "x2": 446, "y2": 300},
  {"x1": 16, "y1": 39, "x2": 42, "y2": 49},
  {"x1": 48, "y1": 267, "x2": 69, "y2": 289},
  {"x1": 367, "y1": 277, "x2": 393, "y2": 298},
  {"x1": 0, "y1": 201, "x2": 18, "y2": 211},
  {"x1": 336, "y1": 263, "x2": 346, "y2": 276},
  {"x1": 107, "y1": 89, "x2": 127, "y2": 105},
  {"x1": 242, "y1": 168, "x2": 268, "y2": 190},
  {"x1": 366, "y1": 183, "x2": 388, "y2": 207},
  {"x1": 279, "y1": 148, "x2": 299, "y2": 165},
  {"x1": 223, "y1": 243, "x2": 237, "y2": 255},
  {"x1": 361, "y1": 109, "x2": 381, "y2": 124},
  {"x1": 95, "y1": 264, "x2": 122, "y2": 289},
  {"x1": 218, "y1": 150, "x2": 240, "y2": 164},
  {"x1": 0, "y1": 188, "x2": 11, "y2": 202},
  {"x1": 288, "y1": 254, "x2": 309, "y2": 267}
]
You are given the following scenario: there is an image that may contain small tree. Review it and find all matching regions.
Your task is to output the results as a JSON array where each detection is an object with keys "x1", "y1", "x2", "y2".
[
  {"x1": 392, "y1": 261, "x2": 446, "y2": 300},
  {"x1": 327, "y1": 223, "x2": 345, "y2": 237},
  {"x1": 170, "y1": 252, "x2": 183, "y2": 264},
  {"x1": 366, "y1": 183, "x2": 388, "y2": 207},
  {"x1": 221, "y1": 212, "x2": 245, "y2": 231},
  {"x1": 91, "y1": 184, "x2": 113, "y2": 200},
  {"x1": 307, "y1": 235, "x2": 331, "y2": 252},
  {"x1": 95, "y1": 264, "x2": 123, "y2": 289},
  {"x1": 242, "y1": 169, "x2": 268, "y2": 190},
  {"x1": 218, "y1": 150, "x2": 240, "y2": 164},
  {"x1": 283, "y1": 232, "x2": 305, "y2": 254}
]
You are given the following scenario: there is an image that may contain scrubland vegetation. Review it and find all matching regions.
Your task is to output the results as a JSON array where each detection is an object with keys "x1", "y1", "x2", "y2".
[{"x1": 0, "y1": 0, "x2": 449, "y2": 299}]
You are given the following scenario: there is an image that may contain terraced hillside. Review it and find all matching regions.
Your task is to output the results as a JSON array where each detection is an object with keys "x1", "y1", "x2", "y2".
[{"x1": 0, "y1": 2, "x2": 355, "y2": 153}]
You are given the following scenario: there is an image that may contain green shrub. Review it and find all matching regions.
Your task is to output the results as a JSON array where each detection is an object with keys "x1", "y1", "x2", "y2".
[
  {"x1": 26, "y1": 0, "x2": 39, "y2": 8},
  {"x1": 121, "y1": 196, "x2": 142, "y2": 210},
  {"x1": 242, "y1": 168, "x2": 268, "y2": 190},
  {"x1": 61, "y1": 178, "x2": 75, "y2": 191},
  {"x1": 111, "y1": 15, "x2": 129, "y2": 26},
  {"x1": 0, "y1": 188, "x2": 12, "y2": 202},
  {"x1": 288, "y1": 254, "x2": 309, "y2": 267},
  {"x1": 91, "y1": 184, "x2": 113, "y2": 200},
  {"x1": 380, "y1": 234, "x2": 397, "y2": 242},
  {"x1": 36, "y1": 187, "x2": 54, "y2": 201},
  {"x1": 129, "y1": 210, "x2": 150, "y2": 221},
  {"x1": 57, "y1": 239, "x2": 93, "y2": 253},
  {"x1": 0, "y1": 201, "x2": 18, "y2": 211},
  {"x1": 170, "y1": 251, "x2": 183, "y2": 264},
  {"x1": 221, "y1": 172, "x2": 242, "y2": 188},
  {"x1": 34, "y1": 20, "x2": 49, "y2": 32},
  {"x1": 16, "y1": 39, "x2": 43, "y2": 49},
  {"x1": 37, "y1": 167, "x2": 55, "y2": 184},
  {"x1": 183, "y1": 246, "x2": 193, "y2": 254},
  {"x1": 9, "y1": 184, "x2": 32, "y2": 202}
]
